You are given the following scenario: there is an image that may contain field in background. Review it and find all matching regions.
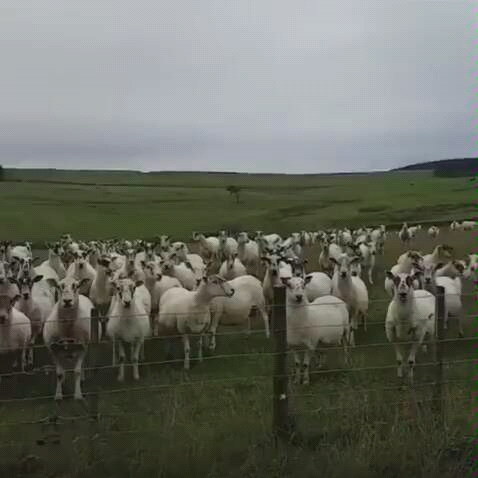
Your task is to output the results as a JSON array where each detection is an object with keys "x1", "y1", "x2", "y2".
[
  {"x1": 1, "y1": 168, "x2": 475, "y2": 242},
  {"x1": 0, "y1": 169, "x2": 475, "y2": 477}
]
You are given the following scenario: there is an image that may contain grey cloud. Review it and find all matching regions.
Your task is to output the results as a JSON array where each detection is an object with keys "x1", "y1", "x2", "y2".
[{"x1": 0, "y1": 1, "x2": 472, "y2": 172}]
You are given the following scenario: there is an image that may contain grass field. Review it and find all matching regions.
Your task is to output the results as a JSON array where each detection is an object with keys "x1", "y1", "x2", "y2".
[
  {"x1": 0, "y1": 168, "x2": 475, "y2": 242},
  {"x1": 0, "y1": 169, "x2": 475, "y2": 477}
]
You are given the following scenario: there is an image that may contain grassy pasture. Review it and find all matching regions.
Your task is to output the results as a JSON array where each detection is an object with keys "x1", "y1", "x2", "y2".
[
  {"x1": 0, "y1": 169, "x2": 475, "y2": 242},
  {"x1": 0, "y1": 169, "x2": 475, "y2": 477}
]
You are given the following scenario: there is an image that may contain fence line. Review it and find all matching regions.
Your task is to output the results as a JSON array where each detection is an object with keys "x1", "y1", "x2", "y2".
[{"x1": 0, "y1": 283, "x2": 472, "y2": 466}]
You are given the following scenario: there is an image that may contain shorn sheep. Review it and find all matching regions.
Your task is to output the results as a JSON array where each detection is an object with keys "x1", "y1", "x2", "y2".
[
  {"x1": 0, "y1": 293, "x2": 32, "y2": 375},
  {"x1": 384, "y1": 271, "x2": 435, "y2": 383},
  {"x1": 282, "y1": 277, "x2": 350, "y2": 385},
  {"x1": 157, "y1": 274, "x2": 235, "y2": 370},
  {"x1": 208, "y1": 274, "x2": 270, "y2": 351},
  {"x1": 43, "y1": 276, "x2": 93, "y2": 400},
  {"x1": 107, "y1": 277, "x2": 151, "y2": 381}
]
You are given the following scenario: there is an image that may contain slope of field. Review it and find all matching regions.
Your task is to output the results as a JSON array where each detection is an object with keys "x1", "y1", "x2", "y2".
[{"x1": 1, "y1": 169, "x2": 474, "y2": 242}]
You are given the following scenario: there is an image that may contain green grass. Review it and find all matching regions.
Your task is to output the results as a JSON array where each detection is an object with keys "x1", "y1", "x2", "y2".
[
  {"x1": 0, "y1": 169, "x2": 475, "y2": 477},
  {"x1": 0, "y1": 168, "x2": 475, "y2": 243}
]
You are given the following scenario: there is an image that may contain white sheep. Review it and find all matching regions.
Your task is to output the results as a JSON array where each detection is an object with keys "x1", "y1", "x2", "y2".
[
  {"x1": 208, "y1": 274, "x2": 270, "y2": 351},
  {"x1": 66, "y1": 250, "x2": 97, "y2": 296},
  {"x1": 356, "y1": 241, "x2": 376, "y2": 285},
  {"x1": 107, "y1": 277, "x2": 151, "y2": 381},
  {"x1": 218, "y1": 231, "x2": 238, "y2": 260},
  {"x1": 384, "y1": 271, "x2": 435, "y2": 383},
  {"x1": 192, "y1": 232, "x2": 220, "y2": 261},
  {"x1": 261, "y1": 253, "x2": 293, "y2": 313},
  {"x1": 160, "y1": 253, "x2": 197, "y2": 290},
  {"x1": 303, "y1": 272, "x2": 332, "y2": 302},
  {"x1": 41, "y1": 242, "x2": 66, "y2": 280},
  {"x1": 421, "y1": 262, "x2": 464, "y2": 337},
  {"x1": 14, "y1": 275, "x2": 45, "y2": 367},
  {"x1": 282, "y1": 277, "x2": 350, "y2": 385},
  {"x1": 330, "y1": 253, "x2": 366, "y2": 345},
  {"x1": 385, "y1": 251, "x2": 423, "y2": 297},
  {"x1": 0, "y1": 293, "x2": 32, "y2": 375},
  {"x1": 218, "y1": 254, "x2": 247, "y2": 281},
  {"x1": 427, "y1": 226, "x2": 439, "y2": 239},
  {"x1": 237, "y1": 232, "x2": 260, "y2": 275},
  {"x1": 461, "y1": 220, "x2": 475, "y2": 231},
  {"x1": 398, "y1": 223, "x2": 411, "y2": 247},
  {"x1": 157, "y1": 274, "x2": 234, "y2": 370},
  {"x1": 42, "y1": 276, "x2": 92, "y2": 400}
]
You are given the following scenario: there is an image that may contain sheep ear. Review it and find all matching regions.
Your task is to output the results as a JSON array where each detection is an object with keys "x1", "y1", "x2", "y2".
[
  {"x1": 135, "y1": 280, "x2": 144, "y2": 287},
  {"x1": 329, "y1": 257, "x2": 338, "y2": 265},
  {"x1": 140, "y1": 260, "x2": 146, "y2": 269},
  {"x1": 304, "y1": 274, "x2": 313, "y2": 285},
  {"x1": 46, "y1": 278, "x2": 58, "y2": 289},
  {"x1": 350, "y1": 256, "x2": 361, "y2": 263},
  {"x1": 11, "y1": 294, "x2": 21, "y2": 305},
  {"x1": 32, "y1": 274, "x2": 43, "y2": 283},
  {"x1": 184, "y1": 261, "x2": 194, "y2": 271},
  {"x1": 302, "y1": 259, "x2": 308, "y2": 265},
  {"x1": 8, "y1": 277, "x2": 17, "y2": 285},
  {"x1": 385, "y1": 271, "x2": 394, "y2": 280},
  {"x1": 155, "y1": 273, "x2": 162, "y2": 281},
  {"x1": 434, "y1": 262, "x2": 444, "y2": 271}
]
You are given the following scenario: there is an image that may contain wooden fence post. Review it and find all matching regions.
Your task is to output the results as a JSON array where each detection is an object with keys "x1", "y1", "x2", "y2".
[
  {"x1": 433, "y1": 285, "x2": 446, "y2": 421},
  {"x1": 272, "y1": 285, "x2": 291, "y2": 440}
]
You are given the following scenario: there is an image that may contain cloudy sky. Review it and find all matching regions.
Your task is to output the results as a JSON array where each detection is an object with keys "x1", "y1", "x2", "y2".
[{"x1": 0, "y1": 1, "x2": 473, "y2": 173}]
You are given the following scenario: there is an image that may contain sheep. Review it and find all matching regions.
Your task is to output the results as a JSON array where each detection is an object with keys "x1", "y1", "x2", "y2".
[
  {"x1": 461, "y1": 220, "x2": 475, "y2": 231},
  {"x1": 330, "y1": 253, "x2": 365, "y2": 345},
  {"x1": 384, "y1": 271, "x2": 435, "y2": 383},
  {"x1": 208, "y1": 275, "x2": 270, "y2": 351},
  {"x1": 317, "y1": 240, "x2": 335, "y2": 276},
  {"x1": 421, "y1": 262, "x2": 464, "y2": 337},
  {"x1": 408, "y1": 225, "x2": 421, "y2": 238},
  {"x1": 236, "y1": 232, "x2": 260, "y2": 276},
  {"x1": 141, "y1": 260, "x2": 182, "y2": 334},
  {"x1": 449, "y1": 220, "x2": 460, "y2": 231},
  {"x1": 356, "y1": 241, "x2": 376, "y2": 285},
  {"x1": 422, "y1": 244, "x2": 454, "y2": 268},
  {"x1": 14, "y1": 275, "x2": 46, "y2": 367},
  {"x1": 218, "y1": 254, "x2": 247, "y2": 281},
  {"x1": 427, "y1": 226, "x2": 439, "y2": 239},
  {"x1": 171, "y1": 244, "x2": 205, "y2": 284},
  {"x1": 281, "y1": 276, "x2": 350, "y2": 385},
  {"x1": 157, "y1": 274, "x2": 235, "y2": 370},
  {"x1": 42, "y1": 276, "x2": 93, "y2": 400},
  {"x1": 261, "y1": 253, "x2": 293, "y2": 314},
  {"x1": 89, "y1": 255, "x2": 115, "y2": 339},
  {"x1": 0, "y1": 293, "x2": 32, "y2": 375},
  {"x1": 398, "y1": 223, "x2": 411, "y2": 247},
  {"x1": 255, "y1": 231, "x2": 282, "y2": 255},
  {"x1": 160, "y1": 253, "x2": 197, "y2": 290},
  {"x1": 106, "y1": 277, "x2": 151, "y2": 381},
  {"x1": 218, "y1": 231, "x2": 238, "y2": 261},
  {"x1": 303, "y1": 272, "x2": 332, "y2": 302},
  {"x1": 384, "y1": 251, "x2": 423, "y2": 297},
  {"x1": 370, "y1": 226, "x2": 386, "y2": 254},
  {"x1": 66, "y1": 250, "x2": 97, "y2": 296},
  {"x1": 192, "y1": 232, "x2": 220, "y2": 261}
]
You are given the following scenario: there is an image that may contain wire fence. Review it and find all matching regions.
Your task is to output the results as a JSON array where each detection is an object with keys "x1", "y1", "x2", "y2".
[{"x1": 0, "y1": 284, "x2": 474, "y2": 473}]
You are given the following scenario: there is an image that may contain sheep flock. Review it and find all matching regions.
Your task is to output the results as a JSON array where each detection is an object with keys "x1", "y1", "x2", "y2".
[{"x1": 0, "y1": 219, "x2": 475, "y2": 401}]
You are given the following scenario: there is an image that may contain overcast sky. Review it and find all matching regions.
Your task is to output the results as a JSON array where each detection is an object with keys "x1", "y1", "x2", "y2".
[{"x1": 0, "y1": 1, "x2": 473, "y2": 173}]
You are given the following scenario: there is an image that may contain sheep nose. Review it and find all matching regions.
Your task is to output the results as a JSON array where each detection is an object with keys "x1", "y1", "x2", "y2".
[
  {"x1": 63, "y1": 299, "x2": 73, "y2": 307},
  {"x1": 341, "y1": 271, "x2": 347, "y2": 278},
  {"x1": 0, "y1": 315, "x2": 5, "y2": 324},
  {"x1": 228, "y1": 288, "x2": 235, "y2": 296},
  {"x1": 295, "y1": 295, "x2": 303, "y2": 303},
  {"x1": 123, "y1": 300, "x2": 131, "y2": 308},
  {"x1": 79, "y1": 264, "x2": 84, "y2": 269},
  {"x1": 23, "y1": 293, "x2": 29, "y2": 300}
]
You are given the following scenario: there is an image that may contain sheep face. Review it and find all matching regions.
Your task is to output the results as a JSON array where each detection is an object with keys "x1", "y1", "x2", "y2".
[
  {"x1": 350, "y1": 261, "x2": 362, "y2": 277},
  {"x1": 0, "y1": 293, "x2": 18, "y2": 324},
  {"x1": 144, "y1": 261, "x2": 161, "y2": 281},
  {"x1": 114, "y1": 278, "x2": 136, "y2": 308},
  {"x1": 73, "y1": 250, "x2": 88, "y2": 271},
  {"x1": 386, "y1": 272, "x2": 415, "y2": 304},
  {"x1": 281, "y1": 276, "x2": 305, "y2": 304},
  {"x1": 237, "y1": 232, "x2": 249, "y2": 244},
  {"x1": 125, "y1": 249, "x2": 136, "y2": 268},
  {"x1": 58, "y1": 277, "x2": 87, "y2": 309},
  {"x1": 204, "y1": 275, "x2": 235, "y2": 298},
  {"x1": 18, "y1": 275, "x2": 43, "y2": 300},
  {"x1": 331, "y1": 254, "x2": 360, "y2": 279},
  {"x1": 97, "y1": 257, "x2": 114, "y2": 276}
]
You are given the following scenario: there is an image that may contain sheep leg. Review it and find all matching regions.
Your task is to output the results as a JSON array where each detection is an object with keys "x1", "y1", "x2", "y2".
[
  {"x1": 259, "y1": 304, "x2": 270, "y2": 339},
  {"x1": 197, "y1": 335, "x2": 203, "y2": 363},
  {"x1": 393, "y1": 342, "x2": 404, "y2": 378},
  {"x1": 183, "y1": 334, "x2": 191, "y2": 370},
  {"x1": 117, "y1": 340, "x2": 126, "y2": 382},
  {"x1": 293, "y1": 351, "x2": 301, "y2": 384},
  {"x1": 368, "y1": 264, "x2": 374, "y2": 285},
  {"x1": 407, "y1": 332, "x2": 424, "y2": 384},
  {"x1": 208, "y1": 313, "x2": 219, "y2": 352},
  {"x1": 457, "y1": 307, "x2": 464, "y2": 338},
  {"x1": 131, "y1": 340, "x2": 141, "y2": 380},
  {"x1": 54, "y1": 359, "x2": 65, "y2": 400},
  {"x1": 73, "y1": 349, "x2": 86, "y2": 400},
  {"x1": 302, "y1": 349, "x2": 313, "y2": 385}
]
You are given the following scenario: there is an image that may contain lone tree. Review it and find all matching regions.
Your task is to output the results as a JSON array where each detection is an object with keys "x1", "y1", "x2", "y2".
[
  {"x1": 0, "y1": 165, "x2": 4, "y2": 181},
  {"x1": 226, "y1": 185, "x2": 241, "y2": 204}
]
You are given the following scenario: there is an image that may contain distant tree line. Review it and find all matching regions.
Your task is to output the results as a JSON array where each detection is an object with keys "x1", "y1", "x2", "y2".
[{"x1": 432, "y1": 159, "x2": 476, "y2": 178}]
